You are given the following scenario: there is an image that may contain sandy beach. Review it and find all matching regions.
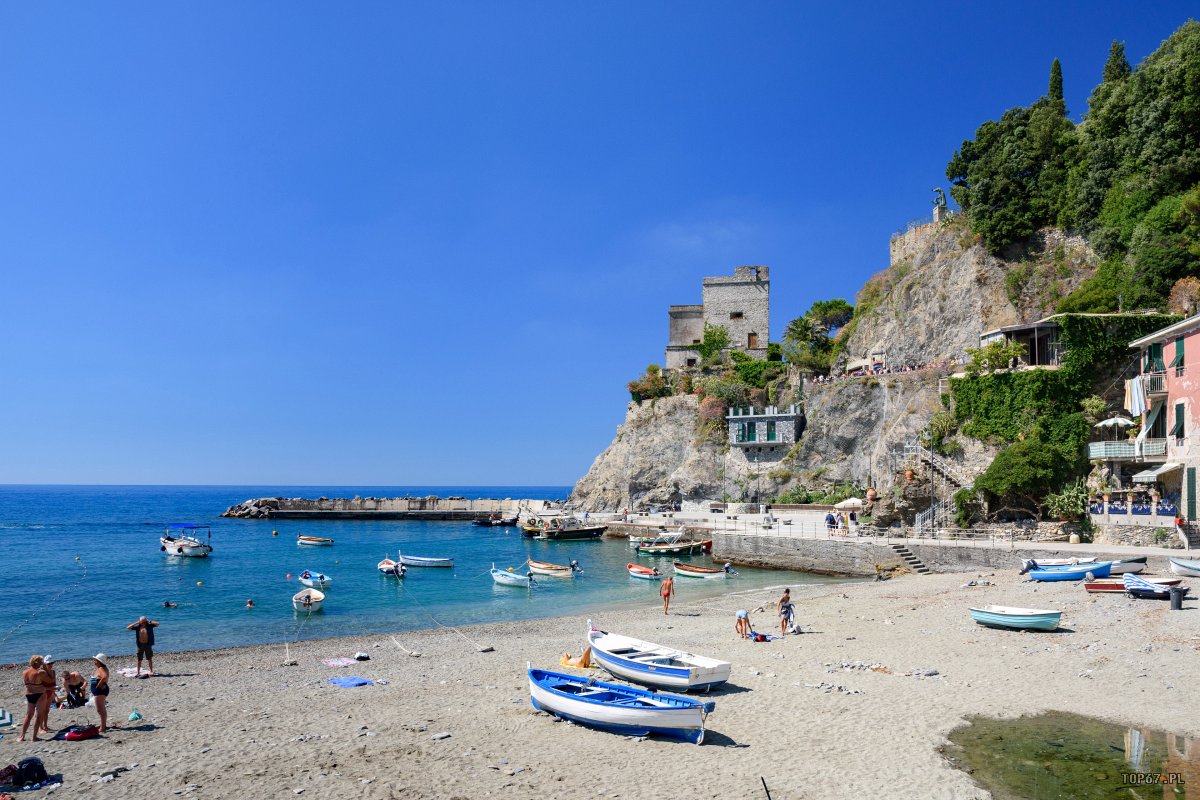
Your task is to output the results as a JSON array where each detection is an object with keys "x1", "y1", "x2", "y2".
[{"x1": 4, "y1": 569, "x2": 1197, "y2": 799}]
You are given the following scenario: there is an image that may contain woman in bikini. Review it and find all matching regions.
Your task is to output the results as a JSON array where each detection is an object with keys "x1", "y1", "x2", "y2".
[
  {"x1": 18, "y1": 655, "x2": 53, "y2": 741},
  {"x1": 90, "y1": 654, "x2": 110, "y2": 733}
]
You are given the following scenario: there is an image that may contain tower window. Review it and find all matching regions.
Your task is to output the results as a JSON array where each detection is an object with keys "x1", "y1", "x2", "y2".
[{"x1": 729, "y1": 312, "x2": 744, "y2": 320}]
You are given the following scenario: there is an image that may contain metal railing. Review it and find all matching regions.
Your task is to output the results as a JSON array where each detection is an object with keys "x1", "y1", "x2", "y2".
[
  {"x1": 1087, "y1": 439, "x2": 1167, "y2": 459},
  {"x1": 1145, "y1": 372, "x2": 1166, "y2": 394}
]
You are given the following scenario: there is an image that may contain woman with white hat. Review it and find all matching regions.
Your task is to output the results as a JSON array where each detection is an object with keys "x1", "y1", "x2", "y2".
[{"x1": 90, "y1": 654, "x2": 110, "y2": 733}]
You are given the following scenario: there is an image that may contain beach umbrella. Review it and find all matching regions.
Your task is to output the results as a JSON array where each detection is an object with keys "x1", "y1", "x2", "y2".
[
  {"x1": 834, "y1": 497, "x2": 865, "y2": 510},
  {"x1": 1093, "y1": 417, "x2": 1134, "y2": 428}
]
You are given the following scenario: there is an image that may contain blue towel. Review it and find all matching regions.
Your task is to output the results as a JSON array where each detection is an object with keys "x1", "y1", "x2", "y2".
[{"x1": 327, "y1": 676, "x2": 374, "y2": 688}]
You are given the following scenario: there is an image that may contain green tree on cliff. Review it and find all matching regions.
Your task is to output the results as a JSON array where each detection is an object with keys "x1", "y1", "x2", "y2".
[
  {"x1": 1048, "y1": 57, "x2": 1065, "y2": 116},
  {"x1": 782, "y1": 298, "x2": 854, "y2": 373}
]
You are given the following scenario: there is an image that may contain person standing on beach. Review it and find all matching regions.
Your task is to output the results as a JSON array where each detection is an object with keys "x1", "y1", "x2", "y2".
[
  {"x1": 90, "y1": 654, "x2": 110, "y2": 733},
  {"x1": 660, "y1": 575, "x2": 675, "y2": 615},
  {"x1": 778, "y1": 588, "x2": 795, "y2": 636},
  {"x1": 18, "y1": 655, "x2": 53, "y2": 742},
  {"x1": 126, "y1": 615, "x2": 159, "y2": 676},
  {"x1": 735, "y1": 609, "x2": 751, "y2": 639},
  {"x1": 35, "y1": 655, "x2": 56, "y2": 736}
]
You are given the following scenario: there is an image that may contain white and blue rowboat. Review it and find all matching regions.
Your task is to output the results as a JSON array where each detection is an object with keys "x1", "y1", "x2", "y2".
[
  {"x1": 1125, "y1": 572, "x2": 1190, "y2": 599},
  {"x1": 527, "y1": 559, "x2": 581, "y2": 577},
  {"x1": 1169, "y1": 557, "x2": 1200, "y2": 578},
  {"x1": 527, "y1": 666, "x2": 714, "y2": 744},
  {"x1": 1026, "y1": 561, "x2": 1112, "y2": 581},
  {"x1": 491, "y1": 564, "x2": 534, "y2": 587},
  {"x1": 586, "y1": 622, "x2": 731, "y2": 692},
  {"x1": 969, "y1": 604, "x2": 1062, "y2": 631},
  {"x1": 1109, "y1": 557, "x2": 1147, "y2": 575},
  {"x1": 292, "y1": 588, "x2": 325, "y2": 612},
  {"x1": 298, "y1": 570, "x2": 332, "y2": 589},
  {"x1": 398, "y1": 553, "x2": 454, "y2": 568},
  {"x1": 297, "y1": 535, "x2": 334, "y2": 547},
  {"x1": 672, "y1": 561, "x2": 735, "y2": 579}
]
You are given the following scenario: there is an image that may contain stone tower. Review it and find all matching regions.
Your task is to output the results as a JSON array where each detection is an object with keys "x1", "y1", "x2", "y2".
[{"x1": 665, "y1": 265, "x2": 770, "y2": 368}]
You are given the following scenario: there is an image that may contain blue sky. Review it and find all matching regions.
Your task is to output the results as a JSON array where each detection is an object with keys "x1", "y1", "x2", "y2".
[{"x1": 1, "y1": 3, "x2": 1195, "y2": 485}]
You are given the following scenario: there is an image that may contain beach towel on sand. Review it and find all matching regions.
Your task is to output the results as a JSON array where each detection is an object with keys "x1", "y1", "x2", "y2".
[
  {"x1": 322, "y1": 658, "x2": 355, "y2": 667},
  {"x1": 327, "y1": 676, "x2": 374, "y2": 688}
]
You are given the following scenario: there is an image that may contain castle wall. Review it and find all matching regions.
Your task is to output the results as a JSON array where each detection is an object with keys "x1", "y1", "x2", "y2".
[{"x1": 702, "y1": 265, "x2": 769, "y2": 357}]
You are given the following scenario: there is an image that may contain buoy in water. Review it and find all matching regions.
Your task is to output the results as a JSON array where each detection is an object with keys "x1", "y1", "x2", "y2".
[
  {"x1": 272, "y1": 530, "x2": 278, "y2": 536},
  {"x1": 286, "y1": 574, "x2": 291, "y2": 579},
  {"x1": 197, "y1": 581, "x2": 204, "y2": 586}
]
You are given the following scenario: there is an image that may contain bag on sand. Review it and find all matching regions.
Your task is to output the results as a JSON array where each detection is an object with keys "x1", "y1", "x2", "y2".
[
  {"x1": 0, "y1": 764, "x2": 17, "y2": 786},
  {"x1": 14, "y1": 757, "x2": 47, "y2": 786},
  {"x1": 64, "y1": 725, "x2": 100, "y2": 741}
]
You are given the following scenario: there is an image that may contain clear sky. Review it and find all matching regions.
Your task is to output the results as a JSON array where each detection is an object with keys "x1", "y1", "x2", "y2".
[{"x1": 0, "y1": 3, "x2": 1195, "y2": 486}]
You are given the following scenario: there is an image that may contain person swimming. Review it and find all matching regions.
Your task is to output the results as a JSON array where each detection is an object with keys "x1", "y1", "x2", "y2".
[{"x1": 163, "y1": 601, "x2": 177, "y2": 608}]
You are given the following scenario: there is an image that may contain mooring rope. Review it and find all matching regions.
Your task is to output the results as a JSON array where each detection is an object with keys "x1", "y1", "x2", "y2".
[
  {"x1": 398, "y1": 579, "x2": 490, "y2": 651},
  {"x1": 0, "y1": 556, "x2": 88, "y2": 651}
]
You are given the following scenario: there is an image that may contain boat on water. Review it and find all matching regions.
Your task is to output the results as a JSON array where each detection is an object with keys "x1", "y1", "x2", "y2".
[
  {"x1": 636, "y1": 540, "x2": 712, "y2": 556},
  {"x1": 474, "y1": 514, "x2": 520, "y2": 527},
  {"x1": 672, "y1": 561, "x2": 736, "y2": 579},
  {"x1": 297, "y1": 535, "x2": 334, "y2": 547},
  {"x1": 1125, "y1": 572, "x2": 1190, "y2": 599},
  {"x1": 1085, "y1": 577, "x2": 1181, "y2": 593},
  {"x1": 521, "y1": 516, "x2": 608, "y2": 540},
  {"x1": 628, "y1": 528, "x2": 687, "y2": 548},
  {"x1": 1025, "y1": 561, "x2": 1112, "y2": 581},
  {"x1": 491, "y1": 564, "x2": 534, "y2": 587},
  {"x1": 292, "y1": 588, "x2": 325, "y2": 611},
  {"x1": 969, "y1": 605, "x2": 1062, "y2": 631},
  {"x1": 1169, "y1": 557, "x2": 1200, "y2": 578},
  {"x1": 1109, "y1": 557, "x2": 1147, "y2": 575},
  {"x1": 527, "y1": 666, "x2": 714, "y2": 744},
  {"x1": 377, "y1": 556, "x2": 407, "y2": 577},
  {"x1": 160, "y1": 524, "x2": 214, "y2": 557},
  {"x1": 627, "y1": 563, "x2": 663, "y2": 580},
  {"x1": 298, "y1": 570, "x2": 332, "y2": 589},
  {"x1": 398, "y1": 553, "x2": 454, "y2": 568},
  {"x1": 586, "y1": 622, "x2": 731, "y2": 692},
  {"x1": 527, "y1": 559, "x2": 581, "y2": 577}
]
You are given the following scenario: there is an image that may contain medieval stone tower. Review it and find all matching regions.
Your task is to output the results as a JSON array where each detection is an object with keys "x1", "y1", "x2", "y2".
[{"x1": 665, "y1": 265, "x2": 770, "y2": 368}]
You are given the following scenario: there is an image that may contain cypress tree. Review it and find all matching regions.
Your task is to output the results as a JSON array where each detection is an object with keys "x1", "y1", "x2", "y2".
[
  {"x1": 1101, "y1": 40, "x2": 1131, "y2": 83},
  {"x1": 1048, "y1": 58, "x2": 1065, "y2": 115}
]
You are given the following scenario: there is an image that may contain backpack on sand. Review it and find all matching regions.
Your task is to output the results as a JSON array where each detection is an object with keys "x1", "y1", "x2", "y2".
[{"x1": 14, "y1": 757, "x2": 47, "y2": 786}]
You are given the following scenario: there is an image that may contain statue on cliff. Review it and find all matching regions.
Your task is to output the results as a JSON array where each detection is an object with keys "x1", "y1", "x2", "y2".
[{"x1": 932, "y1": 187, "x2": 947, "y2": 211}]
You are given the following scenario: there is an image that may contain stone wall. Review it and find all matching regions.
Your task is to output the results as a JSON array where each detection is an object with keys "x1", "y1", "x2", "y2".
[
  {"x1": 1092, "y1": 523, "x2": 1185, "y2": 549},
  {"x1": 702, "y1": 266, "x2": 769, "y2": 357}
]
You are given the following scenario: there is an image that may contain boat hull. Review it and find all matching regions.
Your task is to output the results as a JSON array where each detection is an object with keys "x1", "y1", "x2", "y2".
[
  {"x1": 528, "y1": 668, "x2": 710, "y2": 744},
  {"x1": 1169, "y1": 558, "x2": 1200, "y2": 578},
  {"x1": 1028, "y1": 562, "x2": 1112, "y2": 581},
  {"x1": 298, "y1": 574, "x2": 332, "y2": 589},
  {"x1": 398, "y1": 555, "x2": 454, "y2": 568},
  {"x1": 297, "y1": 537, "x2": 334, "y2": 547},
  {"x1": 1109, "y1": 557, "x2": 1147, "y2": 575},
  {"x1": 1085, "y1": 578, "x2": 1180, "y2": 593},
  {"x1": 527, "y1": 560, "x2": 577, "y2": 577},
  {"x1": 491, "y1": 568, "x2": 532, "y2": 587},
  {"x1": 672, "y1": 561, "x2": 726, "y2": 579},
  {"x1": 969, "y1": 605, "x2": 1061, "y2": 631},
  {"x1": 1022, "y1": 557, "x2": 1096, "y2": 567},
  {"x1": 627, "y1": 563, "x2": 662, "y2": 580},
  {"x1": 160, "y1": 537, "x2": 212, "y2": 557},
  {"x1": 536, "y1": 527, "x2": 607, "y2": 540},
  {"x1": 587, "y1": 627, "x2": 731, "y2": 692},
  {"x1": 636, "y1": 540, "x2": 710, "y2": 556},
  {"x1": 292, "y1": 588, "x2": 325, "y2": 611}
]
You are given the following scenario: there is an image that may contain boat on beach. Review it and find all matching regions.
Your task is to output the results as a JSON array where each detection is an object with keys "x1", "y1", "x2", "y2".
[
  {"x1": 292, "y1": 587, "x2": 325, "y2": 611},
  {"x1": 1108, "y1": 557, "x2": 1147, "y2": 575},
  {"x1": 672, "y1": 561, "x2": 735, "y2": 579},
  {"x1": 298, "y1": 570, "x2": 332, "y2": 589},
  {"x1": 1085, "y1": 577, "x2": 1181, "y2": 593},
  {"x1": 1024, "y1": 561, "x2": 1112, "y2": 581},
  {"x1": 160, "y1": 524, "x2": 213, "y2": 557},
  {"x1": 636, "y1": 539, "x2": 712, "y2": 556},
  {"x1": 527, "y1": 666, "x2": 714, "y2": 744},
  {"x1": 586, "y1": 623, "x2": 732, "y2": 692},
  {"x1": 627, "y1": 563, "x2": 663, "y2": 580},
  {"x1": 297, "y1": 535, "x2": 334, "y2": 547},
  {"x1": 491, "y1": 563, "x2": 534, "y2": 587},
  {"x1": 527, "y1": 559, "x2": 581, "y2": 577},
  {"x1": 1125, "y1": 572, "x2": 1190, "y2": 599},
  {"x1": 398, "y1": 553, "x2": 453, "y2": 568},
  {"x1": 377, "y1": 556, "x2": 407, "y2": 577},
  {"x1": 1168, "y1": 557, "x2": 1200, "y2": 577},
  {"x1": 969, "y1": 605, "x2": 1062, "y2": 631},
  {"x1": 1018, "y1": 557, "x2": 1096, "y2": 568}
]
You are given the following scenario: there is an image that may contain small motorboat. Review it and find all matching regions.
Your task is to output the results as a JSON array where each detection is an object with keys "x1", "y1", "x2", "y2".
[
  {"x1": 160, "y1": 524, "x2": 213, "y2": 557},
  {"x1": 1169, "y1": 557, "x2": 1200, "y2": 578},
  {"x1": 1085, "y1": 577, "x2": 1181, "y2": 593},
  {"x1": 292, "y1": 588, "x2": 325, "y2": 611},
  {"x1": 297, "y1": 535, "x2": 334, "y2": 547},
  {"x1": 491, "y1": 563, "x2": 534, "y2": 587},
  {"x1": 298, "y1": 570, "x2": 333, "y2": 589},
  {"x1": 969, "y1": 605, "x2": 1061, "y2": 631},
  {"x1": 627, "y1": 563, "x2": 663, "y2": 580},
  {"x1": 672, "y1": 561, "x2": 736, "y2": 579},
  {"x1": 1108, "y1": 557, "x2": 1147, "y2": 575},
  {"x1": 377, "y1": 556, "x2": 406, "y2": 577},
  {"x1": 523, "y1": 516, "x2": 607, "y2": 540},
  {"x1": 1125, "y1": 572, "x2": 1190, "y2": 599},
  {"x1": 527, "y1": 559, "x2": 581, "y2": 577},
  {"x1": 587, "y1": 622, "x2": 731, "y2": 692},
  {"x1": 475, "y1": 514, "x2": 520, "y2": 527},
  {"x1": 528, "y1": 666, "x2": 714, "y2": 744},
  {"x1": 636, "y1": 540, "x2": 711, "y2": 556},
  {"x1": 628, "y1": 528, "x2": 686, "y2": 548},
  {"x1": 1017, "y1": 557, "x2": 1095, "y2": 568},
  {"x1": 1024, "y1": 561, "x2": 1112, "y2": 581},
  {"x1": 398, "y1": 553, "x2": 454, "y2": 568}
]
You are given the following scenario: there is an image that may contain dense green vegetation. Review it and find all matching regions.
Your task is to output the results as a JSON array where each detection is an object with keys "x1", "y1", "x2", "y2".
[
  {"x1": 781, "y1": 298, "x2": 854, "y2": 373},
  {"x1": 947, "y1": 22, "x2": 1200, "y2": 312}
]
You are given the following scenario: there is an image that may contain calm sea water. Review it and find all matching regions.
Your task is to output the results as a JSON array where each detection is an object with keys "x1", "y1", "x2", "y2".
[{"x1": 0, "y1": 485, "x2": 846, "y2": 663}]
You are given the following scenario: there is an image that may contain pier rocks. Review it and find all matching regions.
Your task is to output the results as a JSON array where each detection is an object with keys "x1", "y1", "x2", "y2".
[{"x1": 220, "y1": 496, "x2": 558, "y2": 521}]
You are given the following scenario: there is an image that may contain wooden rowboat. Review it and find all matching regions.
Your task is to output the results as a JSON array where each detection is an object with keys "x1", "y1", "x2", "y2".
[
  {"x1": 1018, "y1": 557, "x2": 1095, "y2": 568},
  {"x1": 292, "y1": 588, "x2": 325, "y2": 611},
  {"x1": 297, "y1": 535, "x2": 334, "y2": 547},
  {"x1": 627, "y1": 563, "x2": 662, "y2": 580},
  {"x1": 969, "y1": 605, "x2": 1061, "y2": 631},
  {"x1": 527, "y1": 559, "x2": 581, "y2": 577},
  {"x1": 1169, "y1": 557, "x2": 1200, "y2": 578},
  {"x1": 528, "y1": 667, "x2": 713, "y2": 744},
  {"x1": 398, "y1": 553, "x2": 453, "y2": 568},
  {"x1": 587, "y1": 622, "x2": 731, "y2": 692},
  {"x1": 1085, "y1": 577, "x2": 1180, "y2": 593},
  {"x1": 1026, "y1": 562, "x2": 1111, "y2": 581},
  {"x1": 491, "y1": 564, "x2": 534, "y2": 587},
  {"x1": 1109, "y1": 557, "x2": 1147, "y2": 575},
  {"x1": 672, "y1": 561, "x2": 735, "y2": 579}
]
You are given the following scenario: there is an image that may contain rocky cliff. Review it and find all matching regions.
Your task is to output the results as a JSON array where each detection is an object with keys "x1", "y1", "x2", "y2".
[{"x1": 571, "y1": 219, "x2": 1100, "y2": 511}]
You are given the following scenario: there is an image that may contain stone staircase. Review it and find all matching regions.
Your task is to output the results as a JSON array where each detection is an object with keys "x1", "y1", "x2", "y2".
[
  {"x1": 889, "y1": 543, "x2": 931, "y2": 575},
  {"x1": 903, "y1": 442, "x2": 974, "y2": 535},
  {"x1": 1179, "y1": 523, "x2": 1200, "y2": 551}
]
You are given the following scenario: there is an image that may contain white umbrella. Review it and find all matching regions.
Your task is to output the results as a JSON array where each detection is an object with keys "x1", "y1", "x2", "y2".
[
  {"x1": 834, "y1": 497, "x2": 865, "y2": 510},
  {"x1": 1093, "y1": 417, "x2": 1134, "y2": 428}
]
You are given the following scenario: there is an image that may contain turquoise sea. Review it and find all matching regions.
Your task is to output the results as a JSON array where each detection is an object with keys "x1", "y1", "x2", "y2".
[{"x1": 0, "y1": 485, "x2": 847, "y2": 663}]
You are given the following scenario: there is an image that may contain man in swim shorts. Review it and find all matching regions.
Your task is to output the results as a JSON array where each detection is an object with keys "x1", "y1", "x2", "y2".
[{"x1": 126, "y1": 615, "x2": 160, "y2": 676}]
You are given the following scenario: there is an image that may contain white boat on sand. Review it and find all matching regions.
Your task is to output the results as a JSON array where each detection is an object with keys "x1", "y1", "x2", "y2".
[{"x1": 587, "y1": 622, "x2": 731, "y2": 692}]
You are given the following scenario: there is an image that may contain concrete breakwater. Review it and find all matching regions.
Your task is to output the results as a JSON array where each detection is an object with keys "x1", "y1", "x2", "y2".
[{"x1": 221, "y1": 496, "x2": 558, "y2": 521}]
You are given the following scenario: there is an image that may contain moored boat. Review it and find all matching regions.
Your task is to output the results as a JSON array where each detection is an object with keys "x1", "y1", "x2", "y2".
[
  {"x1": 672, "y1": 561, "x2": 736, "y2": 579},
  {"x1": 1026, "y1": 562, "x2": 1112, "y2": 581},
  {"x1": 527, "y1": 666, "x2": 714, "y2": 744},
  {"x1": 627, "y1": 563, "x2": 662, "y2": 580},
  {"x1": 1125, "y1": 572, "x2": 1190, "y2": 599},
  {"x1": 398, "y1": 553, "x2": 454, "y2": 568},
  {"x1": 292, "y1": 588, "x2": 325, "y2": 611},
  {"x1": 636, "y1": 539, "x2": 712, "y2": 556},
  {"x1": 523, "y1": 515, "x2": 607, "y2": 540},
  {"x1": 1168, "y1": 557, "x2": 1200, "y2": 578},
  {"x1": 527, "y1": 559, "x2": 581, "y2": 577},
  {"x1": 628, "y1": 528, "x2": 687, "y2": 548},
  {"x1": 491, "y1": 563, "x2": 534, "y2": 587},
  {"x1": 160, "y1": 524, "x2": 213, "y2": 557},
  {"x1": 587, "y1": 623, "x2": 731, "y2": 692},
  {"x1": 297, "y1": 535, "x2": 334, "y2": 547},
  {"x1": 969, "y1": 605, "x2": 1062, "y2": 631},
  {"x1": 377, "y1": 556, "x2": 407, "y2": 577},
  {"x1": 1085, "y1": 577, "x2": 1180, "y2": 593},
  {"x1": 298, "y1": 570, "x2": 332, "y2": 589}
]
